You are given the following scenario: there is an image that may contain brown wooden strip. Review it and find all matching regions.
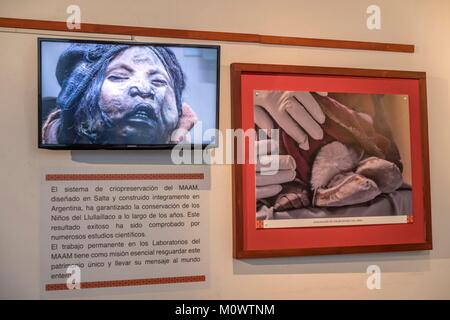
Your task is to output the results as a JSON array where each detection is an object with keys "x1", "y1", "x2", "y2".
[
  {"x1": 45, "y1": 173, "x2": 204, "y2": 181},
  {"x1": 45, "y1": 275, "x2": 206, "y2": 291},
  {"x1": 0, "y1": 17, "x2": 414, "y2": 53},
  {"x1": 259, "y1": 35, "x2": 414, "y2": 53}
]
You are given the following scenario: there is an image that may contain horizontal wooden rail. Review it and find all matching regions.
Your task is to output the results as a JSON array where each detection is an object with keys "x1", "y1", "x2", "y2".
[{"x1": 0, "y1": 17, "x2": 414, "y2": 53}]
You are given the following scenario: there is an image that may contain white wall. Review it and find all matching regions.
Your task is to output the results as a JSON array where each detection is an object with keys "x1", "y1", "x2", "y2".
[{"x1": 1, "y1": 0, "x2": 450, "y2": 299}]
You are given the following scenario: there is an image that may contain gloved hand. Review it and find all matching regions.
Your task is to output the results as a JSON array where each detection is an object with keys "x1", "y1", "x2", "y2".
[
  {"x1": 169, "y1": 103, "x2": 198, "y2": 143},
  {"x1": 253, "y1": 109, "x2": 283, "y2": 201},
  {"x1": 255, "y1": 143, "x2": 286, "y2": 200},
  {"x1": 254, "y1": 91, "x2": 326, "y2": 150}
]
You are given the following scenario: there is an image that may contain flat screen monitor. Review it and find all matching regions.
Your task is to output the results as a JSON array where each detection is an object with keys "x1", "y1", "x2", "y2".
[{"x1": 38, "y1": 38, "x2": 220, "y2": 149}]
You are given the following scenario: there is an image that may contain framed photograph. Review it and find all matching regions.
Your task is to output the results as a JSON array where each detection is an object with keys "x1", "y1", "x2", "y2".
[{"x1": 231, "y1": 63, "x2": 432, "y2": 258}]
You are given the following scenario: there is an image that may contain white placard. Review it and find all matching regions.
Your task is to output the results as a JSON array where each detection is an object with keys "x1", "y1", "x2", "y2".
[
  {"x1": 40, "y1": 166, "x2": 209, "y2": 297},
  {"x1": 262, "y1": 215, "x2": 409, "y2": 229}
]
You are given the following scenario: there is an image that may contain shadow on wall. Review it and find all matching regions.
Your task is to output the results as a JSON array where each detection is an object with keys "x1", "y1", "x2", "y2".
[
  {"x1": 233, "y1": 250, "x2": 431, "y2": 275},
  {"x1": 71, "y1": 149, "x2": 212, "y2": 191},
  {"x1": 71, "y1": 149, "x2": 177, "y2": 165}
]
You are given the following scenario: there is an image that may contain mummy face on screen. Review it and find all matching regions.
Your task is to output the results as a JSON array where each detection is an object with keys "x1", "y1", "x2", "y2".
[{"x1": 99, "y1": 47, "x2": 180, "y2": 144}]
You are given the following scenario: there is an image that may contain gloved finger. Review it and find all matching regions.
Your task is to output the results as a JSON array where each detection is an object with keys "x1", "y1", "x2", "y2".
[
  {"x1": 255, "y1": 139, "x2": 278, "y2": 155},
  {"x1": 270, "y1": 111, "x2": 310, "y2": 150},
  {"x1": 356, "y1": 112, "x2": 373, "y2": 125},
  {"x1": 285, "y1": 98, "x2": 324, "y2": 140},
  {"x1": 170, "y1": 103, "x2": 198, "y2": 143},
  {"x1": 292, "y1": 91, "x2": 326, "y2": 124},
  {"x1": 254, "y1": 90, "x2": 276, "y2": 107},
  {"x1": 256, "y1": 154, "x2": 296, "y2": 172},
  {"x1": 254, "y1": 105, "x2": 274, "y2": 138},
  {"x1": 170, "y1": 128, "x2": 189, "y2": 143},
  {"x1": 180, "y1": 103, "x2": 198, "y2": 129}
]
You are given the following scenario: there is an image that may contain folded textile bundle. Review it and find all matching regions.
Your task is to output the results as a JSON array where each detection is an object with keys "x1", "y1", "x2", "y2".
[
  {"x1": 256, "y1": 168, "x2": 296, "y2": 187},
  {"x1": 355, "y1": 156, "x2": 403, "y2": 193},
  {"x1": 273, "y1": 179, "x2": 311, "y2": 211},
  {"x1": 256, "y1": 184, "x2": 283, "y2": 200},
  {"x1": 310, "y1": 143, "x2": 404, "y2": 207},
  {"x1": 315, "y1": 172, "x2": 381, "y2": 207}
]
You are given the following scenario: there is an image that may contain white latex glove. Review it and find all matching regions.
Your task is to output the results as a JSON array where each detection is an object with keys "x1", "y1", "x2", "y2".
[
  {"x1": 254, "y1": 91, "x2": 326, "y2": 150},
  {"x1": 255, "y1": 138, "x2": 283, "y2": 201},
  {"x1": 254, "y1": 105, "x2": 275, "y2": 138}
]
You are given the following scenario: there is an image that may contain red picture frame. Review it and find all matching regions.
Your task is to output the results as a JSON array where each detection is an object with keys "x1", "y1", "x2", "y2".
[{"x1": 231, "y1": 63, "x2": 432, "y2": 258}]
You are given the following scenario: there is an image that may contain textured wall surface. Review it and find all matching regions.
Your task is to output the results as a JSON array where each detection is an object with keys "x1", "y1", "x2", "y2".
[{"x1": 0, "y1": 0, "x2": 449, "y2": 299}]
